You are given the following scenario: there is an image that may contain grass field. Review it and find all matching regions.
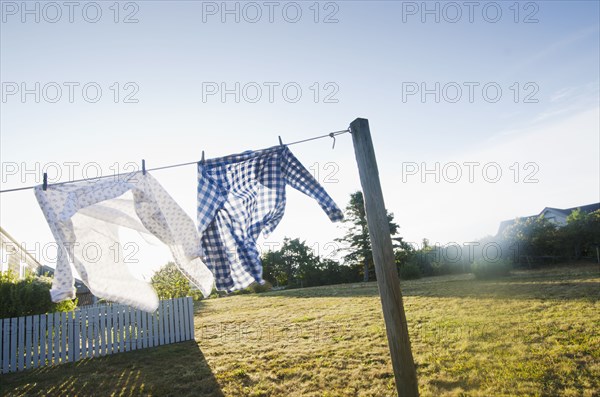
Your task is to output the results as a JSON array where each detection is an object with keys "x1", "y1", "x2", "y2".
[{"x1": 1, "y1": 264, "x2": 599, "y2": 396}]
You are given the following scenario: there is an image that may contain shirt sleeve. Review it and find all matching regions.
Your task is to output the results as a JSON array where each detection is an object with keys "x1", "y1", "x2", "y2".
[
  {"x1": 197, "y1": 163, "x2": 228, "y2": 236},
  {"x1": 281, "y1": 147, "x2": 344, "y2": 222}
]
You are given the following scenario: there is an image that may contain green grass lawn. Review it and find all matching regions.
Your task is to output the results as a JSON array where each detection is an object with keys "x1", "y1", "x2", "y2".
[{"x1": 1, "y1": 264, "x2": 599, "y2": 396}]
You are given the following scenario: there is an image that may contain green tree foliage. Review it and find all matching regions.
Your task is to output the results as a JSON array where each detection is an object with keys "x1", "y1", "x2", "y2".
[
  {"x1": 496, "y1": 208, "x2": 600, "y2": 266},
  {"x1": 261, "y1": 238, "x2": 360, "y2": 288},
  {"x1": 502, "y1": 216, "x2": 558, "y2": 265},
  {"x1": 560, "y1": 209, "x2": 600, "y2": 259},
  {"x1": 151, "y1": 262, "x2": 194, "y2": 299},
  {"x1": 0, "y1": 271, "x2": 77, "y2": 319},
  {"x1": 336, "y1": 191, "x2": 402, "y2": 281}
]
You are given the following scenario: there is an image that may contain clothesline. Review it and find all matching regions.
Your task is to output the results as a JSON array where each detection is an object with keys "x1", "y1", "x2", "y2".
[{"x1": 0, "y1": 128, "x2": 351, "y2": 194}]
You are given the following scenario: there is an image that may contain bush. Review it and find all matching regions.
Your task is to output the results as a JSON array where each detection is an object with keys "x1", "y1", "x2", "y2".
[
  {"x1": 399, "y1": 263, "x2": 421, "y2": 280},
  {"x1": 0, "y1": 271, "x2": 77, "y2": 319},
  {"x1": 151, "y1": 262, "x2": 193, "y2": 300},
  {"x1": 472, "y1": 259, "x2": 512, "y2": 279}
]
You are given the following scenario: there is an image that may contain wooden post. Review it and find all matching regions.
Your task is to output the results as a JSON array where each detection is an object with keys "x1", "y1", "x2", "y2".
[{"x1": 350, "y1": 118, "x2": 419, "y2": 396}]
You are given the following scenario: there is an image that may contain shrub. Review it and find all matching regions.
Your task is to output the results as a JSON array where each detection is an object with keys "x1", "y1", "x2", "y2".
[
  {"x1": 151, "y1": 262, "x2": 193, "y2": 300},
  {"x1": 0, "y1": 271, "x2": 77, "y2": 318},
  {"x1": 472, "y1": 259, "x2": 512, "y2": 279},
  {"x1": 399, "y1": 263, "x2": 421, "y2": 280}
]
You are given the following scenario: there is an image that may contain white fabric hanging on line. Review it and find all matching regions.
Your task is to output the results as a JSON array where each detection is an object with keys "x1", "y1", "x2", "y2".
[{"x1": 34, "y1": 172, "x2": 214, "y2": 312}]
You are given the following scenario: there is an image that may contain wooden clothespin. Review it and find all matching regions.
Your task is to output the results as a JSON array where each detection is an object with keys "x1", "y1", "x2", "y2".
[
  {"x1": 201, "y1": 151, "x2": 205, "y2": 164},
  {"x1": 142, "y1": 159, "x2": 146, "y2": 175},
  {"x1": 42, "y1": 173, "x2": 48, "y2": 191},
  {"x1": 278, "y1": 136, "x2": 284, "y2": 146}
]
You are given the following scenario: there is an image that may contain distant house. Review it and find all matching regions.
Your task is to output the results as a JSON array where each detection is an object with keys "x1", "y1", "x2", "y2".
[
  {"x1": 497, "y1": 203, "x2": 600, "y2": 236},
  {"x1": 0, "y1": 226, "x2": 93, "y2": 303},
  {"x1": 0, "y1": 226, "x2": 52, "y2": 278}
]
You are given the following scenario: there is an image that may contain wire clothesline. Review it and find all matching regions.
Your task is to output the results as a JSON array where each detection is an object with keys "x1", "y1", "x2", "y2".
[{"x1": 0, "y1": 128, "x2": 351, "y2": 194}]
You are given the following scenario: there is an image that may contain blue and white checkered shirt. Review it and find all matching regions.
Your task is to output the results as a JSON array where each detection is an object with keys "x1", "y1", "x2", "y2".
[{"x1": 197, "y1": 146, "x2": 344, "y2": 292}]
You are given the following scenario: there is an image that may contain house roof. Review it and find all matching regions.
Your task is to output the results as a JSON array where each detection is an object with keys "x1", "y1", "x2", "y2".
[
  {"x1": 497, "y1": 202, "x2": 600, "y2": 235},
  {"x1": 541, "y1": 203, "x2": 599, "y2": 216}
]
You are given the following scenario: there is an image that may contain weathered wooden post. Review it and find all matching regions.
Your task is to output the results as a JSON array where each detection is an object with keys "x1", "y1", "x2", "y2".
[{"x1": 350, "y1": 118, "x2": 419, "y2": 396}]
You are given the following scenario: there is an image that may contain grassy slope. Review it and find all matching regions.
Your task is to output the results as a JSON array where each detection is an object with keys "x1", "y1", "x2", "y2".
[{"x1": 1, "y1": 265, "x2": 599, "y2": 397}]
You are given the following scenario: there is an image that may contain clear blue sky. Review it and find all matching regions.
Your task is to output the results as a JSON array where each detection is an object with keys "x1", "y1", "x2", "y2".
[{"x1": 1, "y1": 1, "x2": 599, "y2": 278}]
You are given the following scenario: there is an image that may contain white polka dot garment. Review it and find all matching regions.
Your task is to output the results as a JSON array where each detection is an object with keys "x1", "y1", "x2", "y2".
[{"x1": 34, "y1": 172, "x2": 214, "y2": 312}]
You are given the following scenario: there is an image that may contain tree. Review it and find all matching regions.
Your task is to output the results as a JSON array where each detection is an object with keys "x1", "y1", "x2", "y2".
[
  {"x1": 336, "y1": 191, "x2": 402, "y2": 282},
  {"x1": 560, "y1": 209, "x2": 600, "y2": 259},
  {"x1": 279, "y1": 238, "x2": 320, "y2": 288},
  {"x1": 261, "y1": 238, "x2": 359, "y2": 288},
  {"x1": 502, "y1": 216, "x2": 558, "y2": 265},
  {"x1": 151, "y1": 262, "x2": 193, "y2": 299}
]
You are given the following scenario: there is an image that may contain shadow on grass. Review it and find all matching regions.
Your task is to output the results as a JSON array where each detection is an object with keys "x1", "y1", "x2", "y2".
[
  {"x1": 0, "y1": 341, "x2": 224, "y2": 397},
  {"x1": 248, "y1": 266, "x2": 600, "y2": 301}
]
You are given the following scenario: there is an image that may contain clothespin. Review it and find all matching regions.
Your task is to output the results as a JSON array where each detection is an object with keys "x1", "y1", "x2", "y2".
[
  {"x1": 201, "y1": 151, "x2": 205, "y2": 164},
  {"x1": 142, "y1": 159, "x2": 146, "y2": 175},
  {"x1": 278, "y1": 136, "x2": 284, "y2": 146},
  {"x1": 42, "y1": 173, "x2": 48, "y2": 191},
  {"x1": 329, "y1": 133, "x2": 336, "y2": 149}
]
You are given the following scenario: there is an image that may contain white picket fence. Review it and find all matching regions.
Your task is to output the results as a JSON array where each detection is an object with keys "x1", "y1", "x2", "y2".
[{"x1": 0, "y1": 297, "x2": 195, "y2": 374}]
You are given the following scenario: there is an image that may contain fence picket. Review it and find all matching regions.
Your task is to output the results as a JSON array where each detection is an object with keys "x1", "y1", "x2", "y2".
[
  {"x1": 153, "y1": 308, "x2": 159, "y2": 347},
  {"x1": 40, "y1": 315, "x2": 47, "y2": 366},
  {"x1": 124, "y1": 307, "x2": 130, "y2": 352},
  {"x1": 89, "y1": 307, "x2": 95, "y2": 357},
  {"x1": 188, "y1": 297, "x2": 194, "y2": 340},
  {"x1": 180, "y1": 298, "x2": 186, "y2": 341},
  {"x1": 117, "y1": 305, "x2": 123, "y2": 353},
  {"x1": 134, "y1": 308, "x2": 141, "y2": 350},
  {"x1": 0, "y1": 318, "x2": 10, "y2": 374},
  {"x1": 176, "y1": 298, "x2": 183, "y2": 342},
  {"x1": 32, "y1": 316, "x2": 40, "y2": 368},
  {"x1": 17, "y1": 317, "x2": 25, "y2": 371},
  {"x1": 60, "y1": 312, "x2": 67, "y2": 363},
  {"x1": 99, "y1": 306, "x2": 106, "y2": 356},
  {"x1": 184, "y1": 297, "x2": 190, "y2": 341},
  {"x1": 130, "y1": 307, "x2": 136, "y2": 351},
  {"x1": 121, "y1": 305, "x2": 126, "y2": 352},
  {"x1": 66, "y1": 312, "x2": 72, "y2": 362},
  {"x1": 24, "y1": 316, "x2": 32, "y2": 369},
  {"x1": 168, "y1": 299, "x2": 175, "y2": 344},
  {"x1": 53, "y1": 312, "x2": 60, "y2": 365},
  {"x1": 48, "y1": 313, "x2": 56, "y2": 363},
  {"x1": 180, "y1": 298, "x2": 187, "y2": 341},
  {"x1": 142, "y1": 309, "x2": 148, "y2": 349},
  {"x1": 184, "y1": 298, "x2": 189, "y2": 341},
  {"x1": 74, "y1": 310, "x2": 81, "y2": 361},
  {"x1": 94, "y1": 307, "x2": 100, "y2": 357},
  {"x1": 181, "y1": 298, "x2": 187, "y2": 341},
  {"x1": 105, "y1": 305, "x2": 113, "y2": 355},
  {"x1": 190, "y1": 298, "x2": 195, "y2": 340},
  {"x1": 10, "y1": 318, "x2": 17, "y2": 372},
  {"x1": 147, "y1": 310, "x2": 154, "y2": 348},
  {"x1": 159, "y1": 300, "x2": 166, "y2": 346}
]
